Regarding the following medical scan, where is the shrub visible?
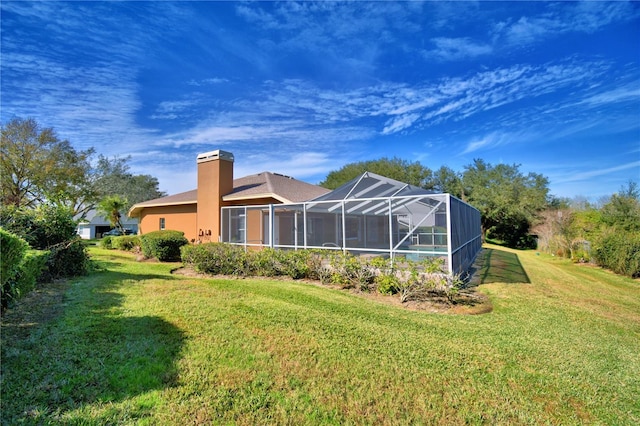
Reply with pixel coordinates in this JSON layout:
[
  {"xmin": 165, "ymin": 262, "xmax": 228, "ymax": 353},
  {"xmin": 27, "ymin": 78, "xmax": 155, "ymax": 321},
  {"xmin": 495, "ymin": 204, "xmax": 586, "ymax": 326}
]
[
  {"xmin": 326, "ymin": 252, "xmax": 376, "ymax": 291},
  {"xmin": 112, "ymin": 235, "xmax": 141, "ymax": 251},
  {"xmin": 0, "ymin": 206, "xmax": 42, "ymax": 247},
  {"xmin": 249, "ymin": 248, "xmax": 286, "ymax": 277},
  {"xmin": 181, "ymin": 243, "xmax": 248, "ymax": 275},
  {"xmin": 141, "ymin": 230, "xmax": 188, "ymax": 262},
  {"xmin": 593, "ymin": 231, "xmax": 640, "ymax": 278},
  {"xmin": 281, "ymin": 250, "xmax": 312, "ymax": 280},
  {"xmin": 0, "ymin": 205, "xmax": 89, "ymax": 279},
  {"xmin": 5, "ymin": 250, "xmax": 49, "ymax": 307},
  {"xmin": 1, "ymin": 228, "xmax": 28, "ymax": 287},
  {"xmin": 46, "ymin": 239, "xmax": 89, "ymax": 279},
  {"xmin": 376, "ymin": 274, "xmax": 399, "ymax": 295},
  {"xmin": 0, "ymin": 204, "xmax": 77, "ymax": 249},
  {"xmin": 1, "ymin": 228, "xmax": 50, "ymax": 309},
  {"xmin": 1, "ymin": 228, "xmax": 28, "ymax": 308},
  {"xmin": 305, "ymin": 250, "xmax": 325, "ymax": 280},
  {"xmin": 101, "ymin": 236, "xmax": 113, "ymax": 249}
]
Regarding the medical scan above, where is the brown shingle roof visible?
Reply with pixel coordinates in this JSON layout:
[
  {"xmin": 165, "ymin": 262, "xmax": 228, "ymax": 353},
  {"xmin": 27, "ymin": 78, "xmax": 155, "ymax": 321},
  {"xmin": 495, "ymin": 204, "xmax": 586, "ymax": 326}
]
[
  {"xmin": 128, "ymin": 172, "xmax": 329, "ymax": 217},
  {"xmin": 224, "ymin": 172, "xmax": 329, "ymax": 203}
]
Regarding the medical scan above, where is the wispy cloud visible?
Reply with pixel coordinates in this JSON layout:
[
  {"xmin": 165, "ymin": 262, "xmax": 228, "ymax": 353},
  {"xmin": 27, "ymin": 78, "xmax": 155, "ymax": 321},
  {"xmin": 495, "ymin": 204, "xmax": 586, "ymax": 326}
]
[
  {"xmin": 554, "ymin": 161, "xmax": 640, "ymax": 184},
  {"xmin": 580, "ymin": 85, "xmax": 640, "ymax": 107},
  {"xmin": 187, "ymin": 78, "xmax": 229, "ymax": 86},
  {"xmin": 494, "ymin": 1, "xmax": 638, "ymax": 45},
  {"xmin": 462, "ymin": 131, "xmax": 514, "ymax": 155},
  {"xmin": 423, "ymin": 37, "xmax": 492, "ymax": 62},
  {"xmin": 150, "ymin": 100, "xmax": 200, "ymax": 120}
]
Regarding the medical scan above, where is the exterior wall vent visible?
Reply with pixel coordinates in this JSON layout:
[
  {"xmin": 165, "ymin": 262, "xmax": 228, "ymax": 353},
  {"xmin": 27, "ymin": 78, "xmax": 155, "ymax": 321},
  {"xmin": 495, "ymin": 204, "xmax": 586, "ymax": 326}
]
[{"xmin": 197, "ymin": 150, "xmax": 234, "ymax": 163}]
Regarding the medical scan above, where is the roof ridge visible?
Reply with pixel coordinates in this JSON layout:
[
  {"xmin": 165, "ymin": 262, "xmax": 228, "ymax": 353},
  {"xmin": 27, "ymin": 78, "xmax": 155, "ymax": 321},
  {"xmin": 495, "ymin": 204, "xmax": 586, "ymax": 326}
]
[{"xmin": 264, "ymin": 171, "xmax": 275, "ymax": 193}]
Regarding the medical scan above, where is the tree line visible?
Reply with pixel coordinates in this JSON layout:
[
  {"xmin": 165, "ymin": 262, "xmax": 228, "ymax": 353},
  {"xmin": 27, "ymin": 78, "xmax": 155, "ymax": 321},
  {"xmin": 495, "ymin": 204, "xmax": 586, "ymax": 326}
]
[
  {"xmin": 2, "ymin": 117, "xmax": 638, "ymax": 278},
  {"xmin": 321, "ymin": 157, "xmax": 639, "ymax": 277},
  {"xmin": 1, "ymin": 117, "xmax": 165, "ymax": 218}
]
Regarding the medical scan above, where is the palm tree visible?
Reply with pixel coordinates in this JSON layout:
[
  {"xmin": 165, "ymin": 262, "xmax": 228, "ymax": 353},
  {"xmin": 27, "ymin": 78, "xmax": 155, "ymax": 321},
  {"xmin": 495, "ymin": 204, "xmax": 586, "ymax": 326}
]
[{"xmin": 97, "ymin": 195, "xmax": 127, "ymax": 232}]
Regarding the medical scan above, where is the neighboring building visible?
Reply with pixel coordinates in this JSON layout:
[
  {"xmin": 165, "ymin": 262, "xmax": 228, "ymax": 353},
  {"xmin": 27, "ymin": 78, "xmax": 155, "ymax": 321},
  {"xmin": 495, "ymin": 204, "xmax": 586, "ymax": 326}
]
[
  {"xmin": 76, "ymin": 210, "xmax": 138, "ymax": 240},
  {"xmin": 127, "ymin": 150, "xmax": 330, "ymax": 242}
]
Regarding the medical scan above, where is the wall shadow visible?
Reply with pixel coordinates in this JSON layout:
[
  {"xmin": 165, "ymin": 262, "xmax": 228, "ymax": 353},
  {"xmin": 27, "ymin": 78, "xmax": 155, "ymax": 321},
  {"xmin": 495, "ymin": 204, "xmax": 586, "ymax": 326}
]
[
  {"xmin": 1, "ymin": 267, "xmax": 185, "ymax": 423},
  {"xmin": 478, "ymin": 248, "xmax": 531, "ymax": 284}
]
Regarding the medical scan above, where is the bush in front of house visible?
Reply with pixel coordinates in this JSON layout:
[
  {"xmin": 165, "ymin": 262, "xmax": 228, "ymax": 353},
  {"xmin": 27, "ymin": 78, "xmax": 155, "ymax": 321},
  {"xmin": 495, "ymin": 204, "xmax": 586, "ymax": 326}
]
[
  {"xmin": 181, "ymin": 244, "xmax": 319, "ymax": 279},
  {"xmin": 181, "ymin": 242, "xmax": 248, "ymax": 275},
  {"xmin": 248, "ymin": 248, "xmax": 315, "ymax": 279},
  {"xmin": 101, "ymin": 236, "xmax": 113, "ymax": 249},
  {"xmin": 141, "ymin": 230, "xmax": 189, "ymax": 262},
  {"xmin": 112, "ymin": 235, "xmax": 141, "ymax": 252},
  {"xmin": 180, "ymin": 243, "xmax": 467, "ymax": 304}
]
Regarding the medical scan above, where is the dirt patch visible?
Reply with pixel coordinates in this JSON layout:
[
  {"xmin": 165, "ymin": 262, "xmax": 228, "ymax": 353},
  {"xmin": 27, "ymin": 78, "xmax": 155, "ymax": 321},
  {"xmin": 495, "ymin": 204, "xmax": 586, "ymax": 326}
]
[{"xmin": 172, "ymin": 266, "xmax": 493, "ymax": 315}]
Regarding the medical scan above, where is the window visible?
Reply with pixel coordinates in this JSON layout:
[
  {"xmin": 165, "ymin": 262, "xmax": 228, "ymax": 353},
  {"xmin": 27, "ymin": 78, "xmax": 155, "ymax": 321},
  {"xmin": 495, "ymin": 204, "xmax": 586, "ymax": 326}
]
[{"xmin": 159, "ymin": 217, "xmax": 165, "ymax": 230}]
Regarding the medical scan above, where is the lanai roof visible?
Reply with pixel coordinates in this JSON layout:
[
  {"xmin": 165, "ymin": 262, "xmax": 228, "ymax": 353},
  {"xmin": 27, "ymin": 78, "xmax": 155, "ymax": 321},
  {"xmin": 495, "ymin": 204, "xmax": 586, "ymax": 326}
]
[
  {"xmin": 311, "ymin": 172, "xmax": 434, "ymax": 202},
  {"xmin": 307, "ymin": 172, "xmax": 443, "ymax": 217}
]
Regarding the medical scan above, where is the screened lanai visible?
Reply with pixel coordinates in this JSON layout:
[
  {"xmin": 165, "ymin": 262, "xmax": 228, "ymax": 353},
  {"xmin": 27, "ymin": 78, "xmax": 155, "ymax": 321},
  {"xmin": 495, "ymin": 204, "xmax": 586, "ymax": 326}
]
[{"xmin": 221, "ymin": 172, "xmax": 482, "ymax": 274}]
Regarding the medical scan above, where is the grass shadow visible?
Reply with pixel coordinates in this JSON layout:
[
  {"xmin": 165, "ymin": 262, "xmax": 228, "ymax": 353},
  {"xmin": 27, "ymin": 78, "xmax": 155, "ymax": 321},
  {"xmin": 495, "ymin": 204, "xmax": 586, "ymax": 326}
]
[{"xmin": 477, "ymin": 248, "xmax": 530, "ymax": 284}]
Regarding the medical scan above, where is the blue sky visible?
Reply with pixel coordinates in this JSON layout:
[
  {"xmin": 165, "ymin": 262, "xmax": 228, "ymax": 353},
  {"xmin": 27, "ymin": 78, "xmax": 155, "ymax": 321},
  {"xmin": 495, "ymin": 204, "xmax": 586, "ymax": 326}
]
[{"xmin": 2, "ymin": 1, "xmax": 639, "ymax": 200}]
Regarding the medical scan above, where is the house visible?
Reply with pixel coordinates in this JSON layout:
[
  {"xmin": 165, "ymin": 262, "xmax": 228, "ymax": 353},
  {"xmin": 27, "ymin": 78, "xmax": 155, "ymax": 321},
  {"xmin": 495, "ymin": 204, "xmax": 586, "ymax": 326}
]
[
  {"xmin": 127, "ymin": 150, "xmax": 330, "ymax": 243},
  {"xmin": 129, "ymin": 149, "xmax": 482, "ymax": 274},
  {"xmin": 221, "ymin": 171, "xmax": 482, "ymax": 274},
  {"xmin": 76, "ymin": 210, "xmax": 139, "ymax": 239}
]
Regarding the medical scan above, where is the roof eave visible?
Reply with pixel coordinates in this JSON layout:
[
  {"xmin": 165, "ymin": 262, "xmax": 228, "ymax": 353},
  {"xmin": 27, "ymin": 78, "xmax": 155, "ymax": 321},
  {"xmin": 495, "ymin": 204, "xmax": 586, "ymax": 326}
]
[
  {"xmin": 127, "ymin": 200, "xmax": 196, "ymax": 218},
  {"xmin": 223, "ymin": 193, "xmax": 292, "ymax": 204}
]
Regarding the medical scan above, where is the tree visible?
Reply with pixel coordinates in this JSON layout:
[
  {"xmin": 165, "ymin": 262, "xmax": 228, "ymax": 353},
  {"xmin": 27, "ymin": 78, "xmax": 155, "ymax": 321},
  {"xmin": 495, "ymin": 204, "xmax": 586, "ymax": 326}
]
[
  {"xmin": 462, "ymin": 159, "xmax": 549, "ymax": 247},
  {"xmin": 97, "ymin": 195, "xmax": 128, "ymax": 232},
  {"xmin": 433, "ymin": 166, "xmax": 463, "ymax": 198},
  {"xmin": 1, "ymin": 117, "xmax": 95, "ymax": 210},
  {"xmin": 600, "ymin": 181, "xmax": 640, "ymax": 232},
  {"xmin": 320, "ymin": 157, "xmax": 434, "ymax": 190},
  {"xmin": 93, "ymin": 155, "xmax": 165, "ymax": 212},
  {"xmin": 1, "ymin": 118, "xmax": 166, "ymax": 217}
]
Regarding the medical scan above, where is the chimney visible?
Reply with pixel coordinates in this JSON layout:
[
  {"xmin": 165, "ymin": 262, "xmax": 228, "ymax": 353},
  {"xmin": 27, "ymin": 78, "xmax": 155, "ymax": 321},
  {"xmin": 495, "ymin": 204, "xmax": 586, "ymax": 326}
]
[{"xmin": 197, "ymin": 150, "xmax": 234, "ymax": 241}]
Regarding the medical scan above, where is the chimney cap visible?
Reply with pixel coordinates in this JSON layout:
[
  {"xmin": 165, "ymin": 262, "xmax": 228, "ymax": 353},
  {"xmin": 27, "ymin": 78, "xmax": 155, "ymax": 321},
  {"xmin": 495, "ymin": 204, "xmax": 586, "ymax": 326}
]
[{"xmin": 197, "ymin": 150, "xmax": 234, "ymax": 163}]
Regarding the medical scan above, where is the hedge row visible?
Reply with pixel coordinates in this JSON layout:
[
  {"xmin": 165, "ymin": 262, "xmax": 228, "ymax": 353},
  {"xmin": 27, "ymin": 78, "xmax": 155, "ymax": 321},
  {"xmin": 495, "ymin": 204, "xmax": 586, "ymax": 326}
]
[
  {"xmin": 593, "ymin": 232, "xmax": 640, "ymax": 278},
  {"xmin": 181, "ymin": 243, "xmax": 464, "ymax": 303},
  {"xmin": 180, "ymin": 244, "xmax": 318, "ymax": 279},
  {"xmin": 1, "ymin": 229, "xmax": 49, "ymax": 310}
]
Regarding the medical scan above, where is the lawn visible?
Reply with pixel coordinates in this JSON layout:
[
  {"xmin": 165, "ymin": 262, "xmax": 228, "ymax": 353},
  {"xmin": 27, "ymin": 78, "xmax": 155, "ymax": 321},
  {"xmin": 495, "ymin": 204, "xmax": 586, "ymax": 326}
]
[{"xmin": 1, "ymin": 244, "xmax": 639, "ymax": 425}]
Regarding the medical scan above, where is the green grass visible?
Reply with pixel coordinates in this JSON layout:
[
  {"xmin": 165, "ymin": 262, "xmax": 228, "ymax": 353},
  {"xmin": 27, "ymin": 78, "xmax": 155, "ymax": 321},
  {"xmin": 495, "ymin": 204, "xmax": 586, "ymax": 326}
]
[{"xmin": 2, "ymin": 245, "xmax": 639, "ymax": 425}]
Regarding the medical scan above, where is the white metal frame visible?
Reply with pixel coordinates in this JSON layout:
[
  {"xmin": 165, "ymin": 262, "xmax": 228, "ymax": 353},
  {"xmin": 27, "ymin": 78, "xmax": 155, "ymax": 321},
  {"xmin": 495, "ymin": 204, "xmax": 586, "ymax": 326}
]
[{"xmin": 221, "ymin": 192, "xmax": 481, "ymax": 274}]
